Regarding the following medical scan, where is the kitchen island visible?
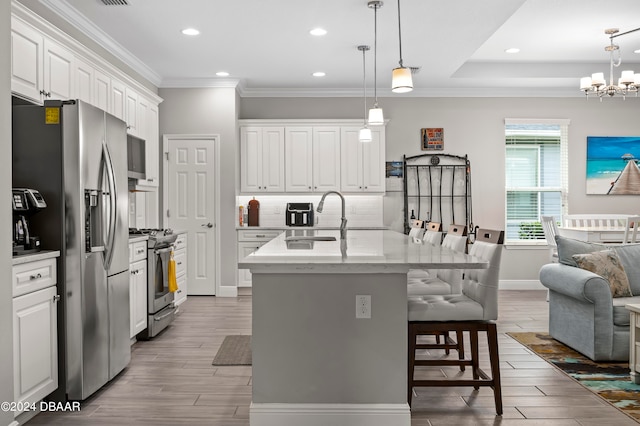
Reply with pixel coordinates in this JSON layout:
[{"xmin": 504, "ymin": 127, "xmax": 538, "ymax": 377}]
[{"xmin": 239, "ymin": 229, "xmax": 488, "ymax": 426}]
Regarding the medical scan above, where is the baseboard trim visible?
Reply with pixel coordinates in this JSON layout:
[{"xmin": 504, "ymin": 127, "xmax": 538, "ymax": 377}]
[
  {"xmin": 217, "ymin": 285, "xmax": 238, "ymax": 298},
  {"xmin": 499, "ymin": 279, "xmax": 545, "ymax": 290},
  {"xmin": 250, "ymin": 402, "xmax": 411, "ymax": 426}
]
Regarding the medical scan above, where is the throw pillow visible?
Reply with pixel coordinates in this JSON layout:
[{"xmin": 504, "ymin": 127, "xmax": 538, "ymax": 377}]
[
  {"xmin": 572, "ymin": 249, "xmax": 633, "ymax": 298},
  {"xmin": 555, "ymin": 235, "xmax": 606, "ymax": 267}
]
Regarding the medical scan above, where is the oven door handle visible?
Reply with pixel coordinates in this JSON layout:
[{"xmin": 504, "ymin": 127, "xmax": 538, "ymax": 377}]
[
  {"xmin": 154, "ymin": 307, "xmax": 175, "ymax": 321},
  {"xmin": 154, "ymin": 246, "xmax": 173, "ymax": 256}
]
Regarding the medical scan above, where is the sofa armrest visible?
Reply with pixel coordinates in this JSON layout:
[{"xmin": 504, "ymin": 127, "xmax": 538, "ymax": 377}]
[{"xmin": 539, "ymin": 263, "xmax": 613, "ymax": 305}]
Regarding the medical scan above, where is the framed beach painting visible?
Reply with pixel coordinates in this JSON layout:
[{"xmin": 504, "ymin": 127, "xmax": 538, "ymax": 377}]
[{"xmin": 586, "ymin": 136, "xmax": 640, "ymax": 195}]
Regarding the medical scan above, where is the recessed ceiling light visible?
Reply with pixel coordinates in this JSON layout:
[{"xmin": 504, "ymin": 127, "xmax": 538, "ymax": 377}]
[
  {"xmin": 635, "ymin": 49, "xmax": 640, "ymax": 54},
  {"xmin": 216, "ymin": 71, "xmax": 230, "ymax": 77},
  {"xmin": 181, "ymin": 28, "xmax": 200, "ymax": 36},
  {"xmin": 310, "ymin": 28, "xmax": 327, "ymax": 36},
  {"xmin": 312, "ymin": 72, "xmax": 326, "ymax": 77},
  {"xmin": 505, "ymin": 48, "xmax": 520, "ymax": 54}
]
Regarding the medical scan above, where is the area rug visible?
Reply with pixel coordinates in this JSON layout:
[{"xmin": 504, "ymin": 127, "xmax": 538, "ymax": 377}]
[
  {"xmin": 508, "ymin": 332, "xmax": 640, "ymax": 421},
  {"xmin": 212, "ymin": 335, "xmax": 252, "ymax": 366}
]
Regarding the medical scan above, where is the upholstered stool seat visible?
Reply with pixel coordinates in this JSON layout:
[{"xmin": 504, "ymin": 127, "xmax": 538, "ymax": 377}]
[{"xmin": 408, "ymin": 228, "xmax": 504, "ymax": 416}]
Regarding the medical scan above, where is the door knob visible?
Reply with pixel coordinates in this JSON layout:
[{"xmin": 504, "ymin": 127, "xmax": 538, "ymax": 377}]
[{"xmin": 202, "ymin": 222, "xmax": 213, "ymax": 228}]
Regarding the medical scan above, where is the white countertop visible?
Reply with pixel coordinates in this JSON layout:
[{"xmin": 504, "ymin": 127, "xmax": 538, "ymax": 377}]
[
  {"xmin": 128, "ymin": 235, "xmax": 149, "ymax": 244},
  {"xmin": 238, "ymin": 229, "xmax": 487, "ymax": 273},
  {"xmin": 236, "ymin": 226, "xmax": 387, "ymax": 231},
  {"xmin": 12, "ymin": 250, "xmax": 60, "ymax": 265}
]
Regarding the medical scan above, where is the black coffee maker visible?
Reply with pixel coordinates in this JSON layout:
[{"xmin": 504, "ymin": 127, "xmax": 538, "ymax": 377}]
[{"xmin": 12, "ymin": 188, "xmax": 47, "ymax": 255}]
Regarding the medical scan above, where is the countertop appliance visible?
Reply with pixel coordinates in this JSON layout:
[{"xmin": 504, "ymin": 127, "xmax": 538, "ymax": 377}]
[
  {"xmin": 12, "ymin": 188, "xmax": 47, "ymax": 255},
  {"xmin": 12, "ymin": 100, "xmax": 130, "ymax": 402},
  {"xmin": 129, "ymin": 228, "xmax": 178, "ymax": 338},
  {"xmin": 286, "ymin": 202, "xmax": 314, "ymax": 227}
]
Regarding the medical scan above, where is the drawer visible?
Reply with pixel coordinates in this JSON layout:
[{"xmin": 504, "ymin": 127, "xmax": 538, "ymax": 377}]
[
  {"xmin": 174, "ymin": 233, "xmax": 187, "ymax": 251},
  {"xmin": 131, "ymin": 241, "xmax": 147, "ymax": 263},
  {"xmin": 13, "ymin": 257, "xmax": 57, "ymax": 297},
  {"xmin": 174, "ymin": 249, "xmax": 186, "ymax": 277},
  {"xmin": 237, "ymin": 230, "xmax": 281, "ymax": 242}
]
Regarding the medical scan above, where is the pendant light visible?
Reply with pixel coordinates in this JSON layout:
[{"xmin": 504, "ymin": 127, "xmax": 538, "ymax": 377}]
[
  {"xmin": 391, "ymin": 0, "xmax": 413, "ymax": 93},
  {"xmin": 367, "ymin": 1, "xmax": 384, "ymax": 125},
  {"xmin": 357, "ymin": 45, "xmax": 372, "ymax": 142}
]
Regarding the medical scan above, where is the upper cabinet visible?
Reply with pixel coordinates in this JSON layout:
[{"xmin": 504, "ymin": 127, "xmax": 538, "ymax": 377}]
[
  {"xmin": 340, "ymin": 126, "xmax": 385, "ymax": 193},
  {"xmin": 10, "ymin": 11, "xmax": 162, "ymax": 193},
  {"xmin": 284, "ymin": 127, "xmax": 341, "ymax": 192},
  {"xmin": 240, "ymin": 127, "xmax": 286, "ymax": 193},
  {"xmin": 240, "ymin": 120, "xmax": 384, "ymax": 194}
]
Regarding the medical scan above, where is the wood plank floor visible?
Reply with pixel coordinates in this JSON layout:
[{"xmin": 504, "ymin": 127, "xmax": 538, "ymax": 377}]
[{"xmin": 29, "ymin": 290, "xmax": 638, "ymax": 425}]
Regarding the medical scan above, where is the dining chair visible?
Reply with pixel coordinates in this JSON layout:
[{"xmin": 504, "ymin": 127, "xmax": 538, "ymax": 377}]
[
  {"xmin": 623, "ymin": 216, "xmax": 640, "ymax": 244},
  {"xmin": 407, "ymin": 228, "xmax": 504, "ymax": 415},
  {"xmin": 541, "ymin": 215, "xmax": 559, "ymax": 262}
]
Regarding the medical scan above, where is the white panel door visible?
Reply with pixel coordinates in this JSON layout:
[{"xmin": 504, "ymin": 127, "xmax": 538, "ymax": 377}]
[
  {"xmin": 261, "ymin": 127, "xmax": 285, "ymax": 192},
  {"xmin": 362, "ymin": 128, "xmax": 385, "ymax": 192},
  {"xmin": 94, "ymin": 69, "xmax": 111, "ymax": 113},
  {"xmin": 111, "ymin": 79, "xmax": 126, "ymax": 121},
  {"xmin": 125, "ymin": 87, "xmax": 138, "ymax": 135},
  {"xmin": 13, "ymin": 286, "xmax": 58, "ymax": 415},
  {"xmin": 74, "ymin": 57, "xmax": 94, "ymax": 105},
  {"xmin": 167, "ymin": 137, "xmax": 217, "ymax": 295},
  {"xmin": 285, "ymin": 127, "xmax": 313, "ymax": 192},
  {"xmin": 313, "ymin": 127, "xmax": 341, "ymax": 192},
  {"xmin": 240, "ymin": 127, "xmax": 262, "ymax": 192},
  {"xmin": 10, "ymin": 18, "xmax": 44, "ymax": 102},
  {"xmin": 43, "ymin": 39, "xmax": 73, "ymax": 101},
  {"xmin": 340, "ymin": 127, "xmax": 364, "ymax": 192}
]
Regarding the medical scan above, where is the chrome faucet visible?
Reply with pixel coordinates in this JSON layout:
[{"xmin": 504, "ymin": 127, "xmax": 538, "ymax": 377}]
[{"xmin": 317, "ymin": 191, "xmax": 347, "ymax": 240}]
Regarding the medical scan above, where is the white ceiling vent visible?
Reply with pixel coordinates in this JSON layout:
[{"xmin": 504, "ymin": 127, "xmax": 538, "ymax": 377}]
[{"xmin": 100, "ymin": 0, "xmax": 129, "ymax": 5}]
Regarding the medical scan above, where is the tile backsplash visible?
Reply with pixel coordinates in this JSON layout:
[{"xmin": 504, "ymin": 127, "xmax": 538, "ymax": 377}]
[{"xmin": 237, "ymin": 194, "xmax": 383, "ymax": 228}]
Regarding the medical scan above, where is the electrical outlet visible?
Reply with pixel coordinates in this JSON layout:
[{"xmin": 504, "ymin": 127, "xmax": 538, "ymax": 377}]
[{"xmin": 356, "ymin": 295, "xmax": 371, "ymax": 319}]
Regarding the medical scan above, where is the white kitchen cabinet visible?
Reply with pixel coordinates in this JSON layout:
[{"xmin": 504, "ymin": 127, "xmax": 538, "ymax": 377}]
[
  {"xmin": 110, "ymin": 78, "xmax": 126, "ymax": 121},
  {"xmin": 284, "ymin": 126, "xmax": 341, "ymax": 192},
  {"xmin": 129, "ymin": 241, "xmax": 147, "ymax": 339},
  {"xmin": 237, "ymin": 229, "xmax": 281, "ymax": 286},
  {"xmin": 43, "ymin": 39, "xmax": 73, "ymax": 101},
  {"xmin": 74, "ymin": 57, "xmax": 94, "ymax": 105},
  {"xmin": 10, "ymin": 17, "xmax": 44, "ymax": 102},
  {"xmin": 240, "ymin": 127, "xmax": 285, "ymax": 193},
  {"xmin": 173, "ymin": 233, "xmax": 187, "ymax": 306},
  {"xmin": 340, "ymin": 126, "xmax": 385, "ymax": 193},
  {"xmin": 12, "ymin": 254, "xmax": 59, "ymax": 418},
  {"xmin": 125, "ymin": 87, "xmax": 139, "ymax": 136},
  {"xmin": 133, "ymin": 97, "xmax": 159, "ymax": 188},
  {"xmin": 93, "ymin": 68, "xmax": 111, "ymax": 113}
]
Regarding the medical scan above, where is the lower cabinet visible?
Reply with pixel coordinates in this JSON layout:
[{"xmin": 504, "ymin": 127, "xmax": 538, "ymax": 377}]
[
  {"xmin": 129, "ymin": 240, "xmax": 148, "ymax": 339},
  {"xmin": 174, "ymin": 233, "xmax": 187, "ymax": 307},
  {"xmin": 13, "ymin": 285, "xmax": 58, "ymax": 417},
  {"xmin": 237, "ymin": 229, "xmax": 281, "ymax": 287}
]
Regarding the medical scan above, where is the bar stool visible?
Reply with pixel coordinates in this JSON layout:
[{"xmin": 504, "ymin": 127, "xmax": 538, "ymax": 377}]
[{"xmin": 407, "ymin": 228, "xmax": 504, "ymax": 415}]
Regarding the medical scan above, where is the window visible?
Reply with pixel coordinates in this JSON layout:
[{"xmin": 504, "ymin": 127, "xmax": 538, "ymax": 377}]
[{"xmin": 505, "ymin": 119, "xmax": 569, "ymax": 243}]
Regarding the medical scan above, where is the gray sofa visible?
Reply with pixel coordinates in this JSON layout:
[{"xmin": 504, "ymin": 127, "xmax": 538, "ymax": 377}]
[{"xmin": 539, "ymin": 236, "xmax": 640, "ymax": 361}]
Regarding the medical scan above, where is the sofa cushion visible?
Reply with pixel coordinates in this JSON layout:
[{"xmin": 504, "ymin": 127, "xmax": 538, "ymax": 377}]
[
  {"xmin": 612, "ymin": 296, "xmax": 640, "ymax": 326},
  {"xmin": 611, "ymin": 243, "xmax": 640, "ymax": 296},
  {"xmin": 555, "ymin": 235, "xmax": 605, "ymax": 267},
  {"xmin": 572, "ymin": 250, "xmax": 632, "ymax": 297}
]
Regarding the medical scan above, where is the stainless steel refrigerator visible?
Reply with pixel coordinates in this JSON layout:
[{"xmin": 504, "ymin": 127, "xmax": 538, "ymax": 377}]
[{"xmin": 12, "ymin": 99, "xmax": 130, "ymax": 401}]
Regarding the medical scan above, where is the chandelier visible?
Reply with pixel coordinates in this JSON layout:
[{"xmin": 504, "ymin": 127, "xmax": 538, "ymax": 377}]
[{"xmin": 580, "ymin": 27, "xmax": 640, "ymax": 100}]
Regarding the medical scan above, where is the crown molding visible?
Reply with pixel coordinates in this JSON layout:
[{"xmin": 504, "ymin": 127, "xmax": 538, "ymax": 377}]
[
  {"xmin": 160, "ymin": 78, "xmax": 241, "ymax": 89},
  {"xmin": 38, "ymin": 0, "xmax": 162, "ymax": 87}
]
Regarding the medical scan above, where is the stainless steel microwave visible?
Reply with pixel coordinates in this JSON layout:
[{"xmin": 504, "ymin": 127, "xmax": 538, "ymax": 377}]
[{"xmin": 127, "ymin": 134, "xmax": 146, "ymax": 179}]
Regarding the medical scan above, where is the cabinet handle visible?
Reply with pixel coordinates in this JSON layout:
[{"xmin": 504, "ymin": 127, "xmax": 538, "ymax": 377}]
[
  {"xmin": 53, "ymin": 295, "xmax": 60, "ymax": 303},
  {"xmin": 39, "ymin": 90, "xmax": 46, "ymax": 96},
  {"xmin": 30, "ymin": 273, "xmax": 42, "ymax": 280},
  {"xmin": 147, "ymin": 178, "xmax": 155, "ymax": 182},
  {"xmin": 136, "ymin": 248, "xmax": 145, "ymax": 254},
  {"xmin": 364, "ymin": 186, "xmax": 368, "ymax": 189},
  {"xmin": 256, "ymin": 234, "xmax": 266, "ymax": 238},
  {"xmin": 177, "ymin": 262, "xmax": 182, "ymax": 266}
]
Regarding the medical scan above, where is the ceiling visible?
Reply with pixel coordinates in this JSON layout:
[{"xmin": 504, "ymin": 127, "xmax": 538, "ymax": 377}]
[{"xmin": 33, "ymin": 0, "xmax": 640, "ymax": 97}]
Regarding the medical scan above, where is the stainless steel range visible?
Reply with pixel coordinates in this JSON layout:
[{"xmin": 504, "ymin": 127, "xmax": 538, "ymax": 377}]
[{"xmin": 130, "ymin": 228, "xmax": 178, "ymax": 338}]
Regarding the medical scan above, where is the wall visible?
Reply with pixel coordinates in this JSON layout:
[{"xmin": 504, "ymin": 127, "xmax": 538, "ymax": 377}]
[
  {"xmin": 1, "ymin": 2, "xmax": 14, "ymax": 425},
  {"xmin": 240, "ymin": 96, "xmax": 640, "ymax": 286},
  {"xmin": 158, "ymin": 87, "xmax": 238, "ymax": 296}
]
